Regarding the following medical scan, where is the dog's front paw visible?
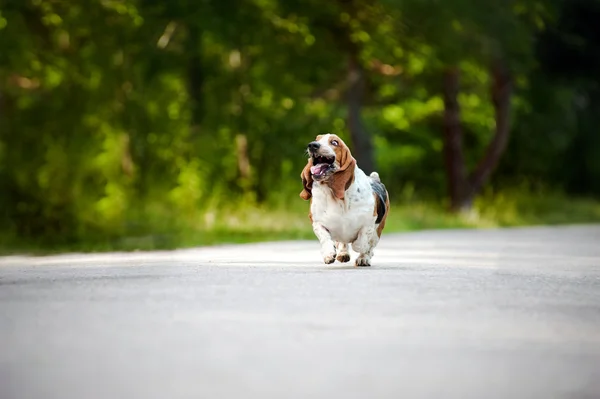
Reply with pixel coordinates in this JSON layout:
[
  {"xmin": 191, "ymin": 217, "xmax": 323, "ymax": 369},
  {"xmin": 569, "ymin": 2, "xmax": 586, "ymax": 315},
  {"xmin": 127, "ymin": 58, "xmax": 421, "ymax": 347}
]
[
  {"xmin": 355, "ymin": 254, "xmax": 371, "ymax": 267},
  {"xmin": 321, "ymin": 241, "xmax": 336, "ymax": 264},
  {"xmin": 323, "ymin": 252, "xmax": 336, "ymax": 264},
  {"xmin": 336, "ymin": 253, "xmax": 351, "ymax": 263}
]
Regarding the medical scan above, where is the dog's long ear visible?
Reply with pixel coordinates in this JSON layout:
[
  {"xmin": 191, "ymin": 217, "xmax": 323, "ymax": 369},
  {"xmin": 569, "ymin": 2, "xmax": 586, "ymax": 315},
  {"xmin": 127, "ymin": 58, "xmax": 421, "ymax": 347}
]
[
  {"xmin": 300, "ymin": 158, "xmax": 313, "ymax": 200},
  {"xmin": 330, "ymin": 143, "xmax": 356, "ymax": 200}
]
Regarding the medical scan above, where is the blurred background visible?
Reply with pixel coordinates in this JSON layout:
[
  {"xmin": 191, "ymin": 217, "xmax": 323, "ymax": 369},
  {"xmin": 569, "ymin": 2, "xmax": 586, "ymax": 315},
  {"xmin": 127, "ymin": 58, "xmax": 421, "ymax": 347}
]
[{"xmin": 1, "ymin": 0, "xmax": 599, "ymax": 253}]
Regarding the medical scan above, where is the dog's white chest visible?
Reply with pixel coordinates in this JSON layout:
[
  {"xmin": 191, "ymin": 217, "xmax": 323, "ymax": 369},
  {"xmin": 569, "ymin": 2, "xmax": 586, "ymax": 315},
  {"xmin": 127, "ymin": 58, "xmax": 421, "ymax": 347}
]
[{"xmin": 310, "ymin": 169, "xmax": 376, "ymax": 243}]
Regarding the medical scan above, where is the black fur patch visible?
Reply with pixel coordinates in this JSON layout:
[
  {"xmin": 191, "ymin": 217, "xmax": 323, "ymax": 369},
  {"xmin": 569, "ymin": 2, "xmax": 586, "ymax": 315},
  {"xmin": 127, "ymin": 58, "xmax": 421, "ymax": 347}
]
[{"xmin": 371, "ymin": 180, "xmax": 388, "ymax": 223}]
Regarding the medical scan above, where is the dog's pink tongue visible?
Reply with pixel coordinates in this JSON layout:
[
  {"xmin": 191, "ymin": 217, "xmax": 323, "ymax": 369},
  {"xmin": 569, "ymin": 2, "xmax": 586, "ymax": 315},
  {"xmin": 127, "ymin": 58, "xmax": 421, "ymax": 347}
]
[{"xmin": 310, "ymin": 164, "xmax": 323, "ymax": 175}]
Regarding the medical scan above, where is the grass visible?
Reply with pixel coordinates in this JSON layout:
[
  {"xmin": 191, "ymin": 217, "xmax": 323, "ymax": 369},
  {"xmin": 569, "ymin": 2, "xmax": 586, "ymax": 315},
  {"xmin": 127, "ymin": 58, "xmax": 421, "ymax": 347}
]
[{"xmin": 2, "ymin": 190, "xmax": 600, "ymax": 256}]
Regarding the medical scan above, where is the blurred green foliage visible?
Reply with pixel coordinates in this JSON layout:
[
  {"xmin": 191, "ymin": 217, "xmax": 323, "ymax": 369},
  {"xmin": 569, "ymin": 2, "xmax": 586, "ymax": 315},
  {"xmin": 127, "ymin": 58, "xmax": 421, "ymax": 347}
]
[{"xmin": 1, "ymin": 0, "xmax": 599, "ymax": 251}]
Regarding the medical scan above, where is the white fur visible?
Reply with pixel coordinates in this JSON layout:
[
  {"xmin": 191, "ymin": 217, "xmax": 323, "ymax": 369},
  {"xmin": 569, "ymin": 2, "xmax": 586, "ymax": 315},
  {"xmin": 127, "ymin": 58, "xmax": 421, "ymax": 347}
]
[{"xmin": 310, "ymin": 134, "xmax": 381, "ymax": 266}]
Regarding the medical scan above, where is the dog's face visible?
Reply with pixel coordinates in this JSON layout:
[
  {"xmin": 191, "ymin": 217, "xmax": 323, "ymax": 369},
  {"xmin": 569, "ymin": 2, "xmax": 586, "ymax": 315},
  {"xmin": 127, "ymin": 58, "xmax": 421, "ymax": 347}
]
[
  {"xmin": 306, "ymin": 134, "xmax": 348, "ymax": 181},
  {"xmin": 300, "ymin": 134, "xmax": 356, "ymax": 200}
]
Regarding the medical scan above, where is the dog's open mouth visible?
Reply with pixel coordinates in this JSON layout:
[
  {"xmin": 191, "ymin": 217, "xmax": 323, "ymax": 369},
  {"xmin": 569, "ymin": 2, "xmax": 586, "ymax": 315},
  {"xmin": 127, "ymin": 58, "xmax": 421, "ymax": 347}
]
[{"xmin": 310, "ymin": 155, "xmax": 335, "ymax": 177}]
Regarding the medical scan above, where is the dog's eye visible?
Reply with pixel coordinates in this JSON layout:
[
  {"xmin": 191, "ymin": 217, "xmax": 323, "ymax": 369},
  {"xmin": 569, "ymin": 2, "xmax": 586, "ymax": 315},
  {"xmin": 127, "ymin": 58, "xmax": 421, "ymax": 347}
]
[{"xmin": 331, "ymin": 140, "xmax": 339, "ymax": 146}]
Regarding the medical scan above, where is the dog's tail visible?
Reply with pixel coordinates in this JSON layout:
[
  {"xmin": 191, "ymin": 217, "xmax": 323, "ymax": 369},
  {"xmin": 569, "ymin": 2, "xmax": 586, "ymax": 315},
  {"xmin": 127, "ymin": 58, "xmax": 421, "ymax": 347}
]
[{"xmin": 370, "ymin": 172, "xmax": 381, "ymax": 182}]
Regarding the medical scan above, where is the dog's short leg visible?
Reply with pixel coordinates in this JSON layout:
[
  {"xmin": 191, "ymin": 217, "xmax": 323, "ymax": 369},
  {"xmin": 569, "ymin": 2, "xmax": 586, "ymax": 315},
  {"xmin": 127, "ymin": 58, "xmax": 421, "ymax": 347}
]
[
  {"xmin": 355, "ymin": 249, "xmax": 374, "ymax": 267},
  {"xmin": 313, "ymin": 223, "xmax": 336, "ymax": 264},
  {"xmin": 352, "ymin": 226, "xmax": 378, "ymax": 267},
  {"xmin": 335, "ymin": 242, "xmax": 351, "ymax": 263}
]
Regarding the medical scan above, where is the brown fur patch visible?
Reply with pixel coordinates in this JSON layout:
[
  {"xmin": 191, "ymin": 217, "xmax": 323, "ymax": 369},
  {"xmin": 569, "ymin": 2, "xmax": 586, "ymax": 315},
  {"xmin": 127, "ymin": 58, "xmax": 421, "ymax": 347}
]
[
  {"xmin": 376, "ymin": 191, "xmax": 390, "ymax": 238},
  {"xmin": 373, "ymin": 194, "xmax": 379, "ymax": 218},
  {"xmin": 327, "ymin": 135, "xmax": 356, "ymax": 200},
  {"xmin": 300, "ymin": 158, "xmax": 313, "ymax": 200}
]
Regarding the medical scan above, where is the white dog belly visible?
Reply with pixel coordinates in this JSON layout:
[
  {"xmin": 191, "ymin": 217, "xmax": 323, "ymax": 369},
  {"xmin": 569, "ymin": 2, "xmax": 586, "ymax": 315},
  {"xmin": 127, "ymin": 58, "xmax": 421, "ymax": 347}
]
[
  {"xmin": 323, "ymin": 210, "xmax": 375, "ymax": 243},
  {"xmin": 311, "ymin": 184, "xmax": 375, "ymax": 243}
]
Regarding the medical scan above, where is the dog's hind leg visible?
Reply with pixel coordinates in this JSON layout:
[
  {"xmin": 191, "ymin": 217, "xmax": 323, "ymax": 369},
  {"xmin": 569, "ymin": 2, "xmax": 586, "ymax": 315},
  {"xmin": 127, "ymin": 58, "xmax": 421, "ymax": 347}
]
[
  {"xmin": 335, "ymin": 242, "xmax": 351, "ymax": 263},
  {"xmin": 352, "ymin": 226, "xmax": 379, "ymax": 267}
]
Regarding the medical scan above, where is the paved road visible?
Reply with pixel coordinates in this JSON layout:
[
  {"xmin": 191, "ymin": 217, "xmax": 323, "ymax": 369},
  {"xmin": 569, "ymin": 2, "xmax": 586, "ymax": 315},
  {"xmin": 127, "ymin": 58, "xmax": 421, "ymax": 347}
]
[{"xmin": 1, "ymin": 225, "xmax": 600, "ymax": 399}]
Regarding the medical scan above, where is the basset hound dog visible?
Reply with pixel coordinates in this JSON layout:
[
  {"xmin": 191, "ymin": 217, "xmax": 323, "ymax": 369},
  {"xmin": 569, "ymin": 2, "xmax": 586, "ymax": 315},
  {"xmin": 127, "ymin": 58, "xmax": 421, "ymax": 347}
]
[{"xmin": 300, "ymin": 133, "xmax": 390, "ymax": 266}]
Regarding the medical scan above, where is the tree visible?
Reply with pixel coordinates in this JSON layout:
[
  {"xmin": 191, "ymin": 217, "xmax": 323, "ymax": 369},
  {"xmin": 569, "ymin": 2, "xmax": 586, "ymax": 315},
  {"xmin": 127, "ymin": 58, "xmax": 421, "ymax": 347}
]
[
  {"xmin": 1, "ymin": 0, "xmax": 599, "ymax": 248},
  {"xmin": 382, "ymin": 0, "xmax": 545, "ymax": 211},
  {"xmin": 442, "ymin": 62, "xmax": 512, "ymax": 211}
]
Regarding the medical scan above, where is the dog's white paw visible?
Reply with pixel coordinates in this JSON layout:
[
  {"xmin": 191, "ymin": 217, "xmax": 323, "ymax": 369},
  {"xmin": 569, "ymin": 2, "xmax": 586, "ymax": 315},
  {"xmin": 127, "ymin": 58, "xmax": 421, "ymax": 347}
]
[
  {"xmin": 323, "ymin": 252, "xmax": 336, "ymax": 264},
  {"xmin": 321, "ymin": 241, "xmax": 336, "ymax": 264},
  {"xmin": 355, "ymin": 254, "xmax": 371, "ymax": 267}
]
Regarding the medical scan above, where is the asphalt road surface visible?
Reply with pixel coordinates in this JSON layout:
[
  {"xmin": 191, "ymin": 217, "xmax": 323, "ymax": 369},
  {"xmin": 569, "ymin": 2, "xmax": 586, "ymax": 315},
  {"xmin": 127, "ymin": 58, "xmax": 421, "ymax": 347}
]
[{"xmin": 1, "ymin": 225, "xmax": 600, "ymax": 399}]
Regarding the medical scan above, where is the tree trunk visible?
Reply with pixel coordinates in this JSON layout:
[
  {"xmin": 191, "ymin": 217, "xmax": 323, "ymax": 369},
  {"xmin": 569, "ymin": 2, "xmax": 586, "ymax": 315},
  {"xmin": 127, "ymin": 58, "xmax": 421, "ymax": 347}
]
[
  {"xmin": 347, "ymin": 53, "xmax": 375, "ymax": 174},
  {"xmin": 466, "ymin": 62, "xmax": 513, "ymax": 200},
  {"xmin": 235, "ymin": 134, "xmax": 251, "ymax": 180},
  {"xmin": 442, "ymin": 67, "xmax": 468, "ymax": 211},
  {"xmin": 442, "ymin": 62, "xmax": 512, "ymax": 212},
  {"xmin": 328, "ymin": 0, "xmax": 375, "ymax": 173}
]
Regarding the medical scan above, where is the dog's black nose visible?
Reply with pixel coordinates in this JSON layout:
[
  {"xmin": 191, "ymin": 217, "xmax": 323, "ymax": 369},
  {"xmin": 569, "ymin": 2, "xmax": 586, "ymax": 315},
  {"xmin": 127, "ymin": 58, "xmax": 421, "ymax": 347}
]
[{"xmin": 308, "ymin": 141, "xmax": 320, "ymax": 151}]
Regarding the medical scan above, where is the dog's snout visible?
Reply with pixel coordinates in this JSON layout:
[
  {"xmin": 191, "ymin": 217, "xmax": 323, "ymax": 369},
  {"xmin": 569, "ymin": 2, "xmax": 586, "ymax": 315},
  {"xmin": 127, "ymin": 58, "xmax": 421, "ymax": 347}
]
[{"xmin": 308, "ymin": 141, "xmax": 320, "ymax": 151}]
